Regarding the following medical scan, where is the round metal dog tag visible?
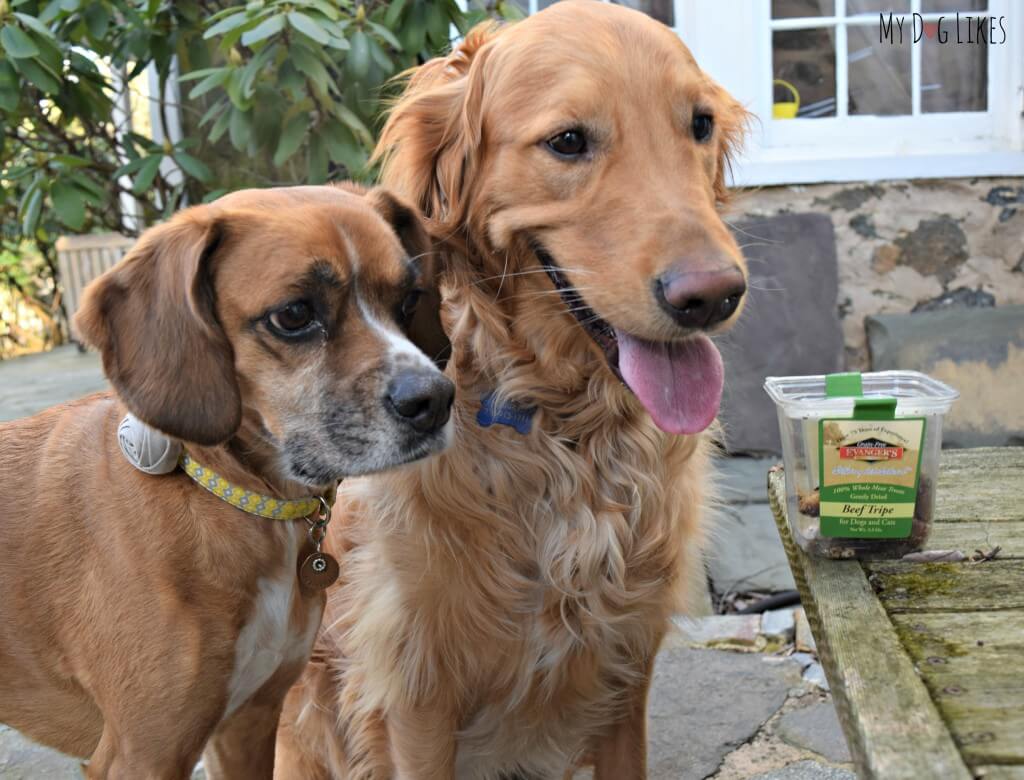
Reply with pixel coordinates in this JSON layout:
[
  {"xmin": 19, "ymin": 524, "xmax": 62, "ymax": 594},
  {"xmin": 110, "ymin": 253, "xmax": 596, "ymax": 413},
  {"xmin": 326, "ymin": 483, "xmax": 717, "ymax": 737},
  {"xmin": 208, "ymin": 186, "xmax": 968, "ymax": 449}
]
[{"xmin": 299, "ymin": 552, "xmax": 339, "ymax": 590}]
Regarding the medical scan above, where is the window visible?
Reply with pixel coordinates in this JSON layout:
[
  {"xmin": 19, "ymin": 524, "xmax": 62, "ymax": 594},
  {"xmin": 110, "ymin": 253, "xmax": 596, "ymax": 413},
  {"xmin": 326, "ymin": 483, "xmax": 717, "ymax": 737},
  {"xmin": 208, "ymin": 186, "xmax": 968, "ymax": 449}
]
[
  {"xmin": 702, "ymin": 0, "xmax": 1023, "ymax": 184},
  {"xmin": 512, "ymin": 0, "xmax": 1024, "ymax": 184}
]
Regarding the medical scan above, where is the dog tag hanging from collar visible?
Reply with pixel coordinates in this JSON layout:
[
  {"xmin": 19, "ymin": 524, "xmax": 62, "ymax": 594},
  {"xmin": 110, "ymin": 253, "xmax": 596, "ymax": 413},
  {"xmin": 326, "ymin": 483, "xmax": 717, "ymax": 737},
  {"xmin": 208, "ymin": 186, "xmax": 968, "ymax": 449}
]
[
  {"xmin": 299, "ymin": 499, "xmax": 339, "ymax": 590},
  {"xmin": 300, "ymin": 550, "xmax": 339, "ymax": 590}
]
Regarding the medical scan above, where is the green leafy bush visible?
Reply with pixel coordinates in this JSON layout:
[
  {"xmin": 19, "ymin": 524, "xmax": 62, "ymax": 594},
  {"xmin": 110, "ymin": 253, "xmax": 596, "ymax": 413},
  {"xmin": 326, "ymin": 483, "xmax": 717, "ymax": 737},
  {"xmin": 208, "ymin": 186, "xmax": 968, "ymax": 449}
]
[{"xmin": 0, "ymin": 0, "xmax": 520, "ymax": 351}]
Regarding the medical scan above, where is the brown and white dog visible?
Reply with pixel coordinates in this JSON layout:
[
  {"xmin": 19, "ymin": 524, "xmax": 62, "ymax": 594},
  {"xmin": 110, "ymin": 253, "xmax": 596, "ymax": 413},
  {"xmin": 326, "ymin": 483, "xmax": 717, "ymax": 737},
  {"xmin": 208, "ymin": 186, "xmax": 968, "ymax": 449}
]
[
  {"xmin": 0, "ymin": 185, "xmax": 452, "ymax": 778},
  {"xmin": 277, "ymin": 3, "xmax": 749, "ymax": 779}
]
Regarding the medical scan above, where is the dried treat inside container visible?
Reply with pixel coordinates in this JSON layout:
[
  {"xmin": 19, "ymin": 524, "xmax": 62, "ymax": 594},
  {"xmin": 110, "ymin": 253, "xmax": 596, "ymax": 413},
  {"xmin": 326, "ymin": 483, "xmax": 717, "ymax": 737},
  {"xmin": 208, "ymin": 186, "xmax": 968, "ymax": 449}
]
[
  {"xmin": 797, "ymin": 490, "xmax": 820, "ymax": 517},
  {"xmin": 801, "ymin": 476, "xmax": 934, "ymax": 560},
  {"xmin": 765, "ymin": 371, "xmax": 957, "ymax": 561}
]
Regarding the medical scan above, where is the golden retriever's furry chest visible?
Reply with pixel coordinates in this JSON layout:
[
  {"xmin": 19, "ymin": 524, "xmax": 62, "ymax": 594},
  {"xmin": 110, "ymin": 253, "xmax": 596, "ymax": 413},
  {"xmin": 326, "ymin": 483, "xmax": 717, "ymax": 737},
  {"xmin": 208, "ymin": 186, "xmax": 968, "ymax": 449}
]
[
  {"xmin": 452, "ymin": 591, "xmax": 642, "ymax": 778},
  {"xmin": 418, "ymin": 505, "xmax": 674, "ymax": 777},
  {"xmin": 332, "ymin": 420, "xmax": 707, "ymax": 778}
]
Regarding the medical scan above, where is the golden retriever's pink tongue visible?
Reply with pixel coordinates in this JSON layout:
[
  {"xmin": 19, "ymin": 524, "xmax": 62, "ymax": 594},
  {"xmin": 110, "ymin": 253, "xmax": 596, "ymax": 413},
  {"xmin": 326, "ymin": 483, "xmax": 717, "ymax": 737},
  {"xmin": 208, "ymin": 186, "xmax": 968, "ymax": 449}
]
[{"xmin": 616, "ymin": 331, "xmax": 723, "ymax": 435}]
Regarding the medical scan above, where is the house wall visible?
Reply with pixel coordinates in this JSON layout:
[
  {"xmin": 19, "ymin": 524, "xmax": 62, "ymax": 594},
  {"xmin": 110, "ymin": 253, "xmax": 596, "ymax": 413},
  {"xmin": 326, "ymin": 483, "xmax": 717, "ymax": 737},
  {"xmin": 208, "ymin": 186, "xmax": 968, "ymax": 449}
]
[{"xmin": 732, "ymin": 176, "xmax": 1024, "ymax": 369}]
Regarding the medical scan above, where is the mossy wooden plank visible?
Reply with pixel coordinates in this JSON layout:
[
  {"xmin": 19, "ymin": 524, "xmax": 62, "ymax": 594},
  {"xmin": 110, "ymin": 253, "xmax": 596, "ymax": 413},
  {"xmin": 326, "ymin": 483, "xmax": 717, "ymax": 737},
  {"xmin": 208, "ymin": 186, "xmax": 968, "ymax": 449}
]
[
  {"xmin": 891, "ymin": 611, "xmax": 1024, "ymax": 765},
  {"xmin": 867, "ymin": 560, "xmax": 1024, "ymax": 613},
  {"xmin": 767, "ymin": 452, "xmax": 1024, "ymax": 777},
  {"xmin": 975, "ymin": 766, "xmax": 1024, "ymax": 780},
  {"xmin": 935, "ymin": 448, "xmax": 1024, "ymax": 523},
  {"xmin": 768, "ymin": 470, "xmax": 971, "ymax": 780},
  {"xmin": 939, "ymin": 447, "xmax": 1024, "ymax": 472},
  {"xmin": 926, "ymin": 521, "xmax": 1024, "ymax": 559},
  {"xmin": 934, "ymin": 480, "xmax": 1023, "ymax": 523},
  {"xmin": 935, "ymin": 488, "xmax": 1024, "ymax": 523},
  {"xmin": 937, "ymin": 699, "xmax": 1024, "ymax": 766}
]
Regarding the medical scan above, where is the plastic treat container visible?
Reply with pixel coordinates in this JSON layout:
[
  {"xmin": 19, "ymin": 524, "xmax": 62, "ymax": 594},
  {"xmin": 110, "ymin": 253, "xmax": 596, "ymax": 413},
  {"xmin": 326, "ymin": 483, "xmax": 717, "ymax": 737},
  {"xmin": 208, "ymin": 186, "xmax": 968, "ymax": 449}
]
[{"xmin": 763, "ymin": 371, "xmax": 958, "ymax": 560}]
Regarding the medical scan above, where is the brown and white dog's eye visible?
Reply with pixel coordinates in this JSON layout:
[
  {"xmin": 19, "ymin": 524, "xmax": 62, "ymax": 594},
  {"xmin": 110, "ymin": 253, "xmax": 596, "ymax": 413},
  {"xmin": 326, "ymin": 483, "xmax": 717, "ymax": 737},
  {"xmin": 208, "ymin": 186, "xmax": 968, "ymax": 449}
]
[
  {"xmin": 268, "ymin": 301, "xmax": 317, "ymax": 337},
  {"xmin": 400, "ymin": 289, "xmax": 422, "ymax": 323},
  {"xmin": 546, "ymin": 129, "xmax": 588, "ymax": 158},
  {"xmin": 692, "ymin": 113, "xmax": 714, "ymax": 142}
]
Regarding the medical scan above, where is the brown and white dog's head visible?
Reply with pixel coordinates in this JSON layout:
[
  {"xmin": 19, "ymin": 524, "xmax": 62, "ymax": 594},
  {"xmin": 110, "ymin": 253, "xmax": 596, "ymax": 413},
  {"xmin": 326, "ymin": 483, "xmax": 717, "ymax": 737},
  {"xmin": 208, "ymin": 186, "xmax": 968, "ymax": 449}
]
[
  {"xmin": 376, "ymin": 0, "xmax": 750, "ymax": 435},
  {"xmin": 76, "ymin": 185, "xmax": 453, "ymax": 487}
]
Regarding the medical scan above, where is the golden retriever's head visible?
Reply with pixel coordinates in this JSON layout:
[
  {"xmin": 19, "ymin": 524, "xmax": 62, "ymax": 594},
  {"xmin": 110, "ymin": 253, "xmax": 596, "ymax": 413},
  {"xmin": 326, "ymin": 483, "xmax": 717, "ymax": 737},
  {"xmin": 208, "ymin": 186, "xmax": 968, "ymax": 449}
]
[
  {"xmin": 76, "ymin": 185, "xmax": 453, "ymax": 487},
  {"xmin": 376, "ymin": 1, "xmax": 750, "ymax": 435}
]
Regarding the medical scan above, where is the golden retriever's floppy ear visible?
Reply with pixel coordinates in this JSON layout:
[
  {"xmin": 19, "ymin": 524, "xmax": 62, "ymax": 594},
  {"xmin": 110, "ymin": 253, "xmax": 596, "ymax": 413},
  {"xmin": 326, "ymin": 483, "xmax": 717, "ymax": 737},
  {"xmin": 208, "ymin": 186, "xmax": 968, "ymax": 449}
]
[
  {"xmin": 372, "ymin": 22, "xmax": 501, "ymax": 232},
  {"xmin": 366, "ymin": 186, "xmax": 451, "ymax": 370},
  {"xmin": 75, "ymin": 207, "xmax": 241, "ymax": 445},
  {"xmin": 710, "ymin": 81, "xmax": 751, "ymax": 205}
]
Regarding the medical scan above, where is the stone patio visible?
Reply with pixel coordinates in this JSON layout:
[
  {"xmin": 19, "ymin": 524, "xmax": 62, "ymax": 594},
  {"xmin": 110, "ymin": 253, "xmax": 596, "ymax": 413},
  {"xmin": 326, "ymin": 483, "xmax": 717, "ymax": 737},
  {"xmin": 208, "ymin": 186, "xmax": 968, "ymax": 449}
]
[
  {"xmin": 707, "ymin": 478, "xmax": 796, "ymax": 595},
  {"xmin": 2, "ymin": 631, "xmax": 855, "ymax": 780},
  {"xmin": 0, "ymin": 348, "xmax": 851, "ymax": 778},
  {"xmin": 0, "ymin": 345, "xmax": 106, "ymax": 423}
]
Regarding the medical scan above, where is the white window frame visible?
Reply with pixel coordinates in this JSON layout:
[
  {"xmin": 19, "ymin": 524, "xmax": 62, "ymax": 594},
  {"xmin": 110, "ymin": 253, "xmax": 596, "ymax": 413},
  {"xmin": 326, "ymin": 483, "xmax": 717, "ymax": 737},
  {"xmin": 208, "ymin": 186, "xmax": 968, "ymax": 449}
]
[{"xmin": 674, "ymin": 0, "xmax": 1024, "ymax": 185}]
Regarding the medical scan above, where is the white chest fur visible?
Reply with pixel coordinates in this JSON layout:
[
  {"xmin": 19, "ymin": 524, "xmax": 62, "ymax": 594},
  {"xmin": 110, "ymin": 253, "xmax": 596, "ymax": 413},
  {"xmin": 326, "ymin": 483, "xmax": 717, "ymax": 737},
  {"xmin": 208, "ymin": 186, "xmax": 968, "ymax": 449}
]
[{"xmin": 223, "ymin": 525, "xmax": 319, "ymax": 719}]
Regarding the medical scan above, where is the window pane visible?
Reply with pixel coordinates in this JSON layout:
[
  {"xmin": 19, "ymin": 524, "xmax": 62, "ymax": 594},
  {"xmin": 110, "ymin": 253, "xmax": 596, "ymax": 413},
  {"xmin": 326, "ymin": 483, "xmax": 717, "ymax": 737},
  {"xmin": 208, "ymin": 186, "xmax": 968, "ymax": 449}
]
[
  {"xmin": 772, "ymin": 0, "xmax": 835, "ymax": 18},
  {"xmin": 847, "ymin": 1, "xmax": 909, "ymax": 13},
  {"xmin": 921, "ymin": 0, "xmax": 986, "ymax": 11},
  {"xmin": 611, "ymin": 0, "xmax": 674, "ymax": 26},
  {"xmin": 773, "ymin": 28, "xmax": 837, "ymax": 118},
  {"xmin": 921, "ymin": 17, "xmax": 988, "ymax": 112},
  {"xmin": 848, "ymin": 23, "xmax": 911, "ymax": 114}
]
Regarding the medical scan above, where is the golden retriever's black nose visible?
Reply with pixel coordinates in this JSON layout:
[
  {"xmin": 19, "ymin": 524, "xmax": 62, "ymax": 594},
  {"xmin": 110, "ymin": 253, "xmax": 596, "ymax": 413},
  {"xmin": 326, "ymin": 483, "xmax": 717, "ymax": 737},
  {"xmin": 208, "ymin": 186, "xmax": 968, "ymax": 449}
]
[
  {"xmin": 387, "ymin": 370, "xmax": 455, "ymax": 433},
  {"xmin": 655, "ymin": 266, "xmax": 746, "ymax": 329}
]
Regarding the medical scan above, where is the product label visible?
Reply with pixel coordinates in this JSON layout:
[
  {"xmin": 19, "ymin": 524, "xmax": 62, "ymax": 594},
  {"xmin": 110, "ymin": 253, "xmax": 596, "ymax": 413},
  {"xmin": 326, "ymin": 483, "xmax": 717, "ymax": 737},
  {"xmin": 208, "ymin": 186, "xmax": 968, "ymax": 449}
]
[{"xmin": 818, "ymin": 417, "xmax": 926, "ymax": 538}]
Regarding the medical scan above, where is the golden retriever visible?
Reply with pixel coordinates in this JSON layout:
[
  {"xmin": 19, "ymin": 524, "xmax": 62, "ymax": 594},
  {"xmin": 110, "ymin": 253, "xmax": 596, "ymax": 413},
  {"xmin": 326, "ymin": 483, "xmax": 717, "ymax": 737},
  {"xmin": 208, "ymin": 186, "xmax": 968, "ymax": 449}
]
[
  {"xmin": 277, "ymin": 3, "xmax": 748, "ymax": 778},
  {"xmin": 0, "ymin": 185, "xmax": 452, "ymax": 779}
]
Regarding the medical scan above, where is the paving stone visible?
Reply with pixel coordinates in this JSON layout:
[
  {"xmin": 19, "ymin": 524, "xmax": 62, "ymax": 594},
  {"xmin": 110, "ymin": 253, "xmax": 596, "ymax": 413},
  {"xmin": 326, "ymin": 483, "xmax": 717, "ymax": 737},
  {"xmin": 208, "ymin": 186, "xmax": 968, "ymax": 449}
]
[
  {"xmin": 717, "ymin": 456, "xmax": 778, "ymax": 504},
  {"xmin": 0, "ymin": 725, "xmax": 205, "ymax": 778},
  {"xmin": 776, "ymin": 702, "xmax": 852, "ymax": 763},
  {"xmin": 719, "ymin": 213, "xmax": 844, "ymax": 455},
  {"xmin": 794, "ymin": 608, "xmax": 817, "ymax": 653},
  {"xmin": 803, "ymin": 662, "xmax": 830, "ymax": 692},
  {"xmin": 751, "ymin": 760, "xmax": 856, "ymax": 780},
  {"xmin": 674, "ymin": 615, "xmax": 764, "ymax": 650},
  {"xmin": 761, "ymin": 608, "xmax": 796, "ymax": 643},
  {"xmin": 0, "ymin": 345, "xmax": 107, "ymax": 422},
  {"xmin": 865, "ymin": 305, "xmax": 1024, "ymax": 447},
  {"xmin": 0, "ymin": 726, "xmax": 82, "ymax": 779},
  {"xmin": 648, "ymin": 647, "xmax": 802, "ymax": 780},
  {"xmin": 790, "ymin": 652, "xmax": 817, "ymax": 670},
  {"xmin": 707, "ymin": 504, "xmax": 796, "ymax": 594}
]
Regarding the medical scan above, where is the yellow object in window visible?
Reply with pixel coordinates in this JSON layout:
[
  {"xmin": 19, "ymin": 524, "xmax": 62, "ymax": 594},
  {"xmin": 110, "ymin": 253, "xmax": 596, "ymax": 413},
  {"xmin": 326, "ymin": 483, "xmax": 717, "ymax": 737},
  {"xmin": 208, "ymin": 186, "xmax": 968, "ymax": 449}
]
[{"xmin": 773, "ymin": 79, "xmax": 800, "ymax": 119}]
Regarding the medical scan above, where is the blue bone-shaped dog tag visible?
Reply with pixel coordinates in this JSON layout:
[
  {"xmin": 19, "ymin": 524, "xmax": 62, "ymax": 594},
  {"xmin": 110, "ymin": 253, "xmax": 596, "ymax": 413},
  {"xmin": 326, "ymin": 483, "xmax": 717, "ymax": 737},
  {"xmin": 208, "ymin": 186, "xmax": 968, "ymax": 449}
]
[{"xmin": 477, "ymin": 392, "xmax": 536, "ymax": 435}]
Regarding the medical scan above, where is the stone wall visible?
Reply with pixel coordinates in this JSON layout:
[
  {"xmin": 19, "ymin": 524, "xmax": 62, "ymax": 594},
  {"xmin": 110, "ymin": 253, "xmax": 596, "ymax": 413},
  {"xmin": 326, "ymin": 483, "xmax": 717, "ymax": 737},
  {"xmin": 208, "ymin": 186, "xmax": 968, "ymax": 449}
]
[{"xmin": 732, "ymin": 176, "xmax": 1024, "ymax": 370}]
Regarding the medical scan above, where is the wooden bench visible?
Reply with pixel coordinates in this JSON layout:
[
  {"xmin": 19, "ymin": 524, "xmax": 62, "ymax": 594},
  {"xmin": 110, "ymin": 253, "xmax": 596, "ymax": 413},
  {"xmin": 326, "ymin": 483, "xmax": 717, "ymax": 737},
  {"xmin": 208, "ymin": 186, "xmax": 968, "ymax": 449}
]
[
  {"xmin": 769, "ymin": 447, "xmax": 1024, "ymax": 780},
  {"xmin": 56, "ymin": 233, "xmax": 135, "ymax": 344}
]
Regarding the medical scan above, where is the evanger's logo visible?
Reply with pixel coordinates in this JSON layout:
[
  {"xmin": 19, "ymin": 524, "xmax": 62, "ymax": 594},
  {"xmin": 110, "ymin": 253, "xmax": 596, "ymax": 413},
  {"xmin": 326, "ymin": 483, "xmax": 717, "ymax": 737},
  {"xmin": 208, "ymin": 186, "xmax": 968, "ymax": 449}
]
[{"xmin": 839, "ymin": 438, "xmax": 905, "ymax": 462}]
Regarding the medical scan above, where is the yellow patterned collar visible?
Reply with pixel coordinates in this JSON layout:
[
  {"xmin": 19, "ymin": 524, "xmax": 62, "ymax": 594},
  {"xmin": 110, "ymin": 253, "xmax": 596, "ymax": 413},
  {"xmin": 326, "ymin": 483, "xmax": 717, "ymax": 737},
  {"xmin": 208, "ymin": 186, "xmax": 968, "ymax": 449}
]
[{"xmin": 180, "ymin": 453, "xmax": 325, "ymax": 521}]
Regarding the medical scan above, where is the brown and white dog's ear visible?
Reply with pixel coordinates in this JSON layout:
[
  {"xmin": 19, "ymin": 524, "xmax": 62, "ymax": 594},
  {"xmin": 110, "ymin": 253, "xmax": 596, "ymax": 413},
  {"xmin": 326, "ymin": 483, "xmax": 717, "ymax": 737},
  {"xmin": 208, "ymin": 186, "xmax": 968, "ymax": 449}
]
[
  {"xmin": 366, "ymin": 186, "xmax": 451, "ymax": 370},
  {"xmin": 75, "ymin": 207, "xmax": 241, "ymax": 445}
]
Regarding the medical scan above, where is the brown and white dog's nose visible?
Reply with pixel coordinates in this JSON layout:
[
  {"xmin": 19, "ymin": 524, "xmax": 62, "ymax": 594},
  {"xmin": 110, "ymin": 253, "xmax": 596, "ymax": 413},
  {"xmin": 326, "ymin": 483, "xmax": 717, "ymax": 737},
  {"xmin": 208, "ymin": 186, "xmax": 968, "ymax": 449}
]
[
  {"xmin": 655, "ymin": 264, "xmax": 746, "ymax": 329},
  {"xmin": 386, "ymin": 369, "xmax": 455, "ymax": 434}
]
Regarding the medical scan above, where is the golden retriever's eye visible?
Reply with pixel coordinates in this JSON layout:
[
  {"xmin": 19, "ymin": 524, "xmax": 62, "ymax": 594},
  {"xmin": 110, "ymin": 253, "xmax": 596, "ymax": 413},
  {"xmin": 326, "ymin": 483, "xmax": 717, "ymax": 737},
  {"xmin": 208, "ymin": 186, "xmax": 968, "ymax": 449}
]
[
  {"xmin": 546, "ymin": 129, "xmax": 588, "ymax": 158},
  {"xmin": 268, "ymin": 301, "xmax": 316, "ymax": 336},
  {"xmin": 400, "ymin": 289, "xmax": 422, "ymax": 322},
  {"xmin": 692, "ymin": 113, "xmax": 714, "ymax": 142}
]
